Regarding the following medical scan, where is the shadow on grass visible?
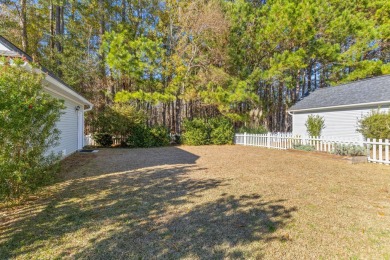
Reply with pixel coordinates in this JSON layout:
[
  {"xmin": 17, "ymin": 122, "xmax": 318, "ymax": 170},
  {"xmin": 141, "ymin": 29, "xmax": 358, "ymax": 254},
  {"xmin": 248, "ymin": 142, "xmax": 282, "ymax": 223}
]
[
  {"xmin": 61, "ymin": 146, "xmax": 202, "ymax": 180},
  {"xmin": 0, "ymin": 147, "xmax": 297, "ymax": 259}
]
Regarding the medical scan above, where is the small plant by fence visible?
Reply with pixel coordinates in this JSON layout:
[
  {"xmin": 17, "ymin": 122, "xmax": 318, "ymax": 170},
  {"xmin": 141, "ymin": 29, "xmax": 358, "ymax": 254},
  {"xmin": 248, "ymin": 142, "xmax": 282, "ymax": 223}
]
[{"xmin": 235, "ymin": 133, "xmax": 390, "ymax": 165}]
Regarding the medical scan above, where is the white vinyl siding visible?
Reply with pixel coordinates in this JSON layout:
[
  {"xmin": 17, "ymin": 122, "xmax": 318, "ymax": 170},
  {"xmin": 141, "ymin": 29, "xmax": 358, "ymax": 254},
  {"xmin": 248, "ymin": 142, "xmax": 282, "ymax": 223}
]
[
  {"xmin": 0, "ymin": 42, "xmax": 8, "ymax": 51},
  {"xmin": 292, "ymin": 106, "xmax": 389, "ymax": 140},
  {"xmin": 1, "ymin": 40, "xmax": 91, "ymax": 158},
  {"xmin": 48, "ymin": 91, "xmax": 84, "ymax": 156}
]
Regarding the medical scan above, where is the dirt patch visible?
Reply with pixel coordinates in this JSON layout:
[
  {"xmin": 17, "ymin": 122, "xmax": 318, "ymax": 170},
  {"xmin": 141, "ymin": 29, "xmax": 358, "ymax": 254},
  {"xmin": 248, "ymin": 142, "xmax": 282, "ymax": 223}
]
[
  {"xmin": 59, "ymin": 152, "xmax": 98, "ymax": 180},
  {"xmin": 0, "ymin": 145, "xmax": 389, "ymax": 259}
]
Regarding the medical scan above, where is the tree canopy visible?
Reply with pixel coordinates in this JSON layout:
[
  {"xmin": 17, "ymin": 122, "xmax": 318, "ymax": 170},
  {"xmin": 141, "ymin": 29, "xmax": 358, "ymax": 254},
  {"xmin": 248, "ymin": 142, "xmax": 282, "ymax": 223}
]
[{"xmin": 1, "ymin": 0, "xmax": 388, "ymax": 132}]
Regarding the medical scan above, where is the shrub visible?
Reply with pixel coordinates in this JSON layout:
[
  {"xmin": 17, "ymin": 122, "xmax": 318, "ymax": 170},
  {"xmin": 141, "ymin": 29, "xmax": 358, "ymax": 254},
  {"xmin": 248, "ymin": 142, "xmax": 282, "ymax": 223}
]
[
  {"xmin": 87, "ymin": 103, "xmax": 145, "ymax": 137},
  {"xmin": 126, "ymin": 125, "xmax": 170, "ymax": 148},
  {"xmin": 237, "ymin": 125, "xmax": 267, "ymax": 134},
  {"xmin": 305, "ymin": 115, "xmax": 325, "ymax": 137},
  {"xmin": 182, "ymin": 117, "xmax": 235, "ymax": 146},
  {"xmin": 332, "ymin": 144, "xmax": 366, "ymax": 156},
  {"xmin": 93, "ymin": 133, "xmax": 113, "ymax": 147},
  {"xmin": 126, "ymin": 124, "xmax": 152, "ymax": 148},
  {"xmin": 357, "ymin": 110, "xmax": 390, "ymax": 139},
  {"xmin": 150, "ymin": 126, "xmax": 170, "ymax": 147},
  {"xmin": 0, "ymin": 60, "xmax": 64, "ymax": 200},
  {"xmin": 170, "ymin": 133, "xmax": 181, "ymax": 145},
  {"xmin": 293, "ymin": 144, "xmax": 316, "ymax": 151},
  {"xmin": 209, "ymin": 117, "xmax": 234, "ymax": 145},
  {"xmin": 182, "ymin": 118, "xmax": 211, "ymax": 145}
]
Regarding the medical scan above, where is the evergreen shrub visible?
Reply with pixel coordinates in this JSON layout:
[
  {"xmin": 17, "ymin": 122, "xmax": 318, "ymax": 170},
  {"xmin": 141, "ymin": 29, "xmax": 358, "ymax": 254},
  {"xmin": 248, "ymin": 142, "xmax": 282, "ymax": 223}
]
[
  {"xmin": 126, "ymin": 125, "xmax": 170, "ymax": 148},
  {"xmin": 182, "ymin": 117, "xmax": 234, "ymax": 145},
  {"xmin": 182, "ymin": 118, "xmax": 211, "ymax": 146},
  {"xmin": 93, "ymin": 133, "xmax": 114, "ymax": 147},
  {"xmin": 209, "ymin": 117, "xmax": 234, "ymax": 145},
  {"xmin": 0, "ymin": 60, "xmax": 64, "ymax": 200},
  {"xmin": 237, "ymin": 125, "xmax": 267, "ymax": 134},
  {"xmin": 357, "ymin": 110, "xmax": 390, "ymax": 139}
]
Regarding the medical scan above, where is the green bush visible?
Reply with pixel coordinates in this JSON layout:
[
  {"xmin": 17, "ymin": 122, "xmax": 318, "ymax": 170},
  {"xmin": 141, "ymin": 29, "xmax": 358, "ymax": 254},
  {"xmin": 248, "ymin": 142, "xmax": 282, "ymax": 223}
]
[
  {"xmin": 87, "ymin": 103, "xmax": 145, "ymax": 137},
  {"xmin": 150, "ymin": 126, "xmax": 170, "ymax": 147},
  {"xmin": 170, "ymin": 133, "xmax": 181, "ymax": 145},
  {"xmin": 0, "ymin": 60, "xmax": 64, "ymax": 200},
  {"xmin": 209, "ymin": 117, "xmax": 234, "ymax": 145},
  {"xmin": 357, "ymin": 110, "xmax": 390, "ymax": 139},
  {"xmin": 126, "ymin": 125, "xmax": 170, "ymax": 148},
  {"xmin": 182, "ymin": 117, "xmax": 234, "ymax": 146},
  {"xmin": 182, "ymin": 118, "xmax": 211, "ymax": 146},
  {"xmin": 305, "ymin": 115, "xmax": 325, "ymax": 137},
  {"xmin": 293, "ymin": 144, "xmax": 316, "ymax": 151},
  {"xmin": 237, "ymin": 125, "xmax": 267, "ymax": 134},
  {"xmin": 126, "ymin": 124, "xmax": 152, "ymax": 148},
  {"xmin": 332, "ymin": 144, "xmax": 366, "ymax": 156},
  {"xmin": 93, "ymin": 133, "xmax": 113, "ymax": 147}
]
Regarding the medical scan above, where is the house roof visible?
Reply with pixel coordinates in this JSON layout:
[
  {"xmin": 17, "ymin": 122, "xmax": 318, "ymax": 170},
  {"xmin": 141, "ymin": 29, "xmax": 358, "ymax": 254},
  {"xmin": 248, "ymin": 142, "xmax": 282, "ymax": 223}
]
[
  {"xmin": 0, "ymin": 49, "xmax": 21, "ymax": 58},
  {"xmin": 0, "ymin": 35, "xmax": 92, "ymax": 107},
  {"xmin": 289, "ymin": 75, "xmax": 390, "ymax": 112}
]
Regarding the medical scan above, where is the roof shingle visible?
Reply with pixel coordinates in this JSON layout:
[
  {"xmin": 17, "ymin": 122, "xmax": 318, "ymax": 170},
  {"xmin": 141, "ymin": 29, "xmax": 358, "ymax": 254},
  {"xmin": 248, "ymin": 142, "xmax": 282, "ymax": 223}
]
[{"xmin": 289, "ymin": 75, "xmax": 390, "ymax": 111}]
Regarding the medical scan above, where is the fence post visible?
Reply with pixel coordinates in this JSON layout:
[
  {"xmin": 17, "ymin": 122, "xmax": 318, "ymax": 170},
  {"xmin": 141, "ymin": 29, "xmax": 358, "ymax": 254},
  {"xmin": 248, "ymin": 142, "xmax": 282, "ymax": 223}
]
[
  {"xmin": 244, "ymin": 132, "xmax": 247, "ymax": 146},
  {"xmin": 267, "ymin": 132, "xmax": 271, "ymax": 148},
  {"xmin": 366, "ymin": 138, "xmax": 370, "ymax": 161}
]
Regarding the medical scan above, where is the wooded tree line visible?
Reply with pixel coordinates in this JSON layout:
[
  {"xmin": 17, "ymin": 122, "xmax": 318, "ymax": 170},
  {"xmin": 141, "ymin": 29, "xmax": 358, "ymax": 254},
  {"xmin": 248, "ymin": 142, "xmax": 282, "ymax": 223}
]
[{"xmin": 1, "ymin": 0, "xmax": 389, "ymax": 133}]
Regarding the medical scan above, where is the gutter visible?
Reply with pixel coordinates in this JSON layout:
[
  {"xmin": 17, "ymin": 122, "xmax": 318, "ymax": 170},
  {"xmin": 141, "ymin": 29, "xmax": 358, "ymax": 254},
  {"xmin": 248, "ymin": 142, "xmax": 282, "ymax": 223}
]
[
  {"xmin": 45, "ymin": 75, "xmax": 93, "ymax": 107},
  {"xmin": 84, "ymin": 104, "xmax": 93, "ymax": 112},
  {"xmin": 289, "ymin": 100, "xmax": 390, "ymax": 113}
]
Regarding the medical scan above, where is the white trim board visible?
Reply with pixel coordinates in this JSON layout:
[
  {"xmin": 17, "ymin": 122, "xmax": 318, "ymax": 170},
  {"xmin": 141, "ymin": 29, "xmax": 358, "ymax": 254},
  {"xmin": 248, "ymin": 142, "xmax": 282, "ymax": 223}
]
[{"xmin": 289, "ymin": 100, "xmax": 390, "ymax": 113}]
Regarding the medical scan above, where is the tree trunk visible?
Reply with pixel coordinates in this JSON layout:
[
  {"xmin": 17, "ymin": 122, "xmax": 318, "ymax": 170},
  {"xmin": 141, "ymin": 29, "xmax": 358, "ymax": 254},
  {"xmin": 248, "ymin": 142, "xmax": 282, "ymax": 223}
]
[
  {"xmin": 162, "ymin": 103, "xmax": 166, "ymax": 126},
  {"xmin": 50, "ymin": 2, "xmax": 55, "ymax": 51},
  {"xmin": 121, "ymin": 0, "xmax": 126, "ymax": 23},
  {"xmin": 55, "ymin": 5, "xmax": 62, "ymax": 52},
  {"xmin": 20, "ymin": 0, "xmax": 28, "ymax": 52}
]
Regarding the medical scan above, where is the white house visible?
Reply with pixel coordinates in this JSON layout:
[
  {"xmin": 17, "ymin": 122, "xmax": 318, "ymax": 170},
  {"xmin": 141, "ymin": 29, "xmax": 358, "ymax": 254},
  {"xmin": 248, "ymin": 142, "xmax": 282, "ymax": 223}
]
[
  {"xmin": 0, "ymin": 35, "xmax": 93, "ymax": 157},
  {"xmin": 288, "ymin": 75, "xmax": 390, "ymax": 140}
]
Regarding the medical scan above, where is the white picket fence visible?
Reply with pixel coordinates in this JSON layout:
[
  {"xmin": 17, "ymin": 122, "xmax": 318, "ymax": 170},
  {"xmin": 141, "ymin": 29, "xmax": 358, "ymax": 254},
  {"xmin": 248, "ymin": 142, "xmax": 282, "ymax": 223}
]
[
  {"xmin": 367, "ymin": 138, "xmax": 390, "ymax": 164},
  {"xmin": 235, "ymin": 133, "xmax": 390, "ymax": 165},
  {"xmin": 84, "ymin": 134, "xmax": 125, "ymax": 146}
]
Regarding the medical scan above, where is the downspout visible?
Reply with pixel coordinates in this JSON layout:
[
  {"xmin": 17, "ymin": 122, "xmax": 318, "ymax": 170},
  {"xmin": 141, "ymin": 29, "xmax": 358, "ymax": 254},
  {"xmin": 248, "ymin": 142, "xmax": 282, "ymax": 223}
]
[
  {"xmin": 84, "ymin": 104, "xmax": 93, "ymax": 112},
  {"xmin": 82, "ymin": 104, "xmax": 93, "ymax": 148}
]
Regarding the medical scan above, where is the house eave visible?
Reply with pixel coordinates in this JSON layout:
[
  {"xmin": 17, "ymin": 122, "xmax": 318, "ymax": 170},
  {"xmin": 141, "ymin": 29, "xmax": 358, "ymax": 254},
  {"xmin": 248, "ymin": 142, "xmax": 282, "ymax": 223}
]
[
  {"xmin": 45, "ymin": 74, "xmax": 93, "ymax": 107},
  {"xmin": 289, "ymin": 100, "xmax": 390, "ymax": 113},
  {"xmin": 19, "ymin": 62, "xmax": 93, "ymax": 108}
]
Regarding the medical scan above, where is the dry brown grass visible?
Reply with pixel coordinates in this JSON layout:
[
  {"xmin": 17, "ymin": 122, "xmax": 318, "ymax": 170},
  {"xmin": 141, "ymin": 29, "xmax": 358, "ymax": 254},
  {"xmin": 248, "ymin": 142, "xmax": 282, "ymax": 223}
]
[{"xmin": 1, "ymin": 146, "xmax": 389, "ymax": 259}]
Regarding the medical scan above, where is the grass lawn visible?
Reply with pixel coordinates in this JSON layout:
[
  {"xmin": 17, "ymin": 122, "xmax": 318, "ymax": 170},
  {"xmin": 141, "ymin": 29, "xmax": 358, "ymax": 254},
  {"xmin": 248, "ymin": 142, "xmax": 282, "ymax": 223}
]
[{"xmin": 1, "ymin": 146, "xmax": 390, "ymax": 259}]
